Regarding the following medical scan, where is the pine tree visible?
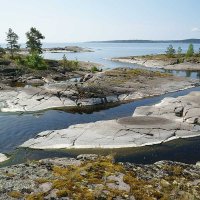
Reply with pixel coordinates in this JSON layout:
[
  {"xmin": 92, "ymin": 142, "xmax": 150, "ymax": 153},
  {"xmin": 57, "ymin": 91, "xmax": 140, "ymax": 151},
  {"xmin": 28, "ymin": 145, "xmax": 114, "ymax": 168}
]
[
  {"xmin": 6, "ymin": 28, "xmax": 20, "ymax": 59},
  {"xmin": 62, "ymin": 54, "xmax": 68, "ymax": 68},
  {"xmin": 186, "ymin": 44, "xmax": 194, "ymax": 57},
  {"xmin": 177, "ymin": 47, "xmax": 182, "ymax": 55},
  {"xmin": 166, "ymin": 44, "xmax": 175, "ymax": 57},
  {"xmin": 26, "ymin": 27, "xmax": 45, "ymax": 54}
]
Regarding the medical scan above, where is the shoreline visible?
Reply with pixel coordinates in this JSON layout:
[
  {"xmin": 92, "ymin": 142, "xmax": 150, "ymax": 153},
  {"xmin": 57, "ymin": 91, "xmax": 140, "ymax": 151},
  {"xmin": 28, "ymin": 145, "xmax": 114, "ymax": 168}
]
[
  {"xmin": 111, "ymin": 56, "xmax": 200, "ymax": 71},
  {"xmin": 20, "ymin": 133, "xmax": 200, "ymax": 150}
]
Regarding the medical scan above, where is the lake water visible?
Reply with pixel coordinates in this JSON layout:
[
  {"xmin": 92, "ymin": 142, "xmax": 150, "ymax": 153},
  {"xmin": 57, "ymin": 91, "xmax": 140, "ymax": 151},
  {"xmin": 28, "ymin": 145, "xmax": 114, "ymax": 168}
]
[
  {"xmin": 1, "ymin": 42, "xmax": 200, "ymax": 166},
  {"xmin": 43, "ymin": 42, "xmax": 200, "ymax": 79}
]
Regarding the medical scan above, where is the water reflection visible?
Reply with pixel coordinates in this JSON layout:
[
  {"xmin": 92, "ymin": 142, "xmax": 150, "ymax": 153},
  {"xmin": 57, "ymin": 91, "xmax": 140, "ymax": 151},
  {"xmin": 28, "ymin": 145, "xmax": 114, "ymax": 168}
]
[{"xmin": 164, "ymin": 69, "xmax": 200, "ymax": 79}]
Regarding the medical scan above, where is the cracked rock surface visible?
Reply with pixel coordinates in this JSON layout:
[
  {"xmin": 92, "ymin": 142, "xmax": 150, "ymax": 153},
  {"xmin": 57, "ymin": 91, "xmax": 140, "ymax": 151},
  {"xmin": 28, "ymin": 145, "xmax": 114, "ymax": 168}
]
[
  {"xmin": 0, "ymin": 68, "xmax": 198, "ymax": 112},
  {"xmin": 21, "ymin": 92, "xmax": 200, "ymax": 149}
]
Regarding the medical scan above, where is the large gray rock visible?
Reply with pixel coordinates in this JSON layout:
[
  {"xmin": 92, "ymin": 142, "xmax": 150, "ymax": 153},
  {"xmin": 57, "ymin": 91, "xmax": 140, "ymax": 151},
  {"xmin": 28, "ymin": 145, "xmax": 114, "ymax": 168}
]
[
  {"xmin": 133, "ymin": 91, "xmax": 200, "ymax": 125},
  {"xmin": 21, "ymin": 92, "xmax": 200, "ymax": 149}
]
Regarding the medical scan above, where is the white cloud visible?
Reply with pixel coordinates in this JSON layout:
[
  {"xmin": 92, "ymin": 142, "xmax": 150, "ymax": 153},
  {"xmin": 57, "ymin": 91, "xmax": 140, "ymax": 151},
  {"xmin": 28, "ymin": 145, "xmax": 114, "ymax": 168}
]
[{"xmin": 192, "ymin": 27, "xmax": 200, "ymax": 32}]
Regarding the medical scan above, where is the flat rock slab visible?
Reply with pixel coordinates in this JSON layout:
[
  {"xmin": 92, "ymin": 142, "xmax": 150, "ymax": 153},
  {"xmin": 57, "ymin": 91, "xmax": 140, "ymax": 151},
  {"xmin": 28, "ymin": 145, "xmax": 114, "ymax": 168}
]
[
  {"xmin": 112, "ymin": 57, "xmax": 200, "ymax": 71},
  {"xmin": 0, "ymin": 68, "xmax": 199, "ymax": 112},
  {"xmin": 21, "ymin": 92, "xmax": 200, "ymax": 149}
]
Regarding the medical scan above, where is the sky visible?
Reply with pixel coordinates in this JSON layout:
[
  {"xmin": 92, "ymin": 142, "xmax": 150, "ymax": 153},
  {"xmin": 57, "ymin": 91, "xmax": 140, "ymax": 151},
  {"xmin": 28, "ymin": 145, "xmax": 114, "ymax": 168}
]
[{"xmin": 0, "ymin": 0, "xmax": 199, "ymax": 43}]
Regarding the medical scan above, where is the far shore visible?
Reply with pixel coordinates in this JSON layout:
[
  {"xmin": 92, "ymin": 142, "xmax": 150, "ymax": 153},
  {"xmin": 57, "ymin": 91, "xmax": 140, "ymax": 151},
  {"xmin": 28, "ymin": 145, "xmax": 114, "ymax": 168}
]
[{"xmin": 111, "ymin": 54, "xmax": 200, "ymax": 71}]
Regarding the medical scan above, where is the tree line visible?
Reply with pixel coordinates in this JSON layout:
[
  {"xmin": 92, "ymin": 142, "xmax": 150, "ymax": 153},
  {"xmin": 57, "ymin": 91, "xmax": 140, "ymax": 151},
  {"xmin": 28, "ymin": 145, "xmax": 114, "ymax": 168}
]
[{"xmin": 166, "ymin": 44, "xmax": 199, "ymax": 58}]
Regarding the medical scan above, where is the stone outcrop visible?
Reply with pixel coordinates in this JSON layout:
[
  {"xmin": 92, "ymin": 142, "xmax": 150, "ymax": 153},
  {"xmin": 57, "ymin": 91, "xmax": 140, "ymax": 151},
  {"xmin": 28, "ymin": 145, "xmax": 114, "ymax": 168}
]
[
  {"xmin": 43, "ymin": 46, "xmax": 94, "ymax": 53},
  {"xmin": 112, "ymin": 56, "xmax": 200, "ymax": 71},
  {"xmin": 133, "ymin": 91, "xmax": 200, "ymax": 125},
  {"xmin": 21, "ymin": 92, "xmax": 200, "ymax": 149},
  {"xmin": 0, "ymin": 68, "xmax": 198, "ymax": 112}
]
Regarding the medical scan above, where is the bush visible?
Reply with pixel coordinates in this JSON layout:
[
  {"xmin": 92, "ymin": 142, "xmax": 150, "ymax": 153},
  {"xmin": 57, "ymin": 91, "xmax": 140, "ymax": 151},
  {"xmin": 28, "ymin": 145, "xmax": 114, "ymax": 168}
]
[
  {"xmin": 14, "ymin": 55, "xmax": 26, "ymax": 66},
  {"xmin": 25, "ymin": 53, "xmax": 47, "ymax": 70},
  {"xmin": 61, "ymin": 55, "xmax": 79, "ymax": 72},
  {"xmin": 91, "ymin": 66, "xmax": 100, "ymax": 73}
]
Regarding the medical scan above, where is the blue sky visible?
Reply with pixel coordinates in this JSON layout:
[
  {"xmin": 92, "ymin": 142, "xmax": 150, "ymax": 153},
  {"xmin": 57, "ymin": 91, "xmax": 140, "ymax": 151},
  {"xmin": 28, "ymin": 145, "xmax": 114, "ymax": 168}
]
[{"xmin": 0, "ymin": 0, "xmax": 199, "ymax": 42}]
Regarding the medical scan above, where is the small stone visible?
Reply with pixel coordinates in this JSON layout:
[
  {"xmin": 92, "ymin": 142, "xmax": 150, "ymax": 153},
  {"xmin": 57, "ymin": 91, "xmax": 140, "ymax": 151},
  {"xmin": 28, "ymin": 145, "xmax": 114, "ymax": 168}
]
[
  {"xmin": 80, "ymin": 170, "xmax": 87, "ymax": 176},
  {"xmin": 160, "ymin": 179, "xmax": 170, "ymax": 188},
  {"xmin": 39, "ymin": 182, "xmax": 52, "ymax": 193},
  {"xmin": 174, "ymin": 106, "xmax": 184, "ymax": 117}
]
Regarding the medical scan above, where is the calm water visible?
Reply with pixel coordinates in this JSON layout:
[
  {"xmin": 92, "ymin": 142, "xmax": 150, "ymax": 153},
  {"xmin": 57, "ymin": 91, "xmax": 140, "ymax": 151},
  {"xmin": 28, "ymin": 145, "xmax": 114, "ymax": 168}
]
[
  {"xmin": 43, "ymin": 42, "xmax": 200, "ymax": 79},
  {"xmin": 1, "ymin": 42, "xmax": 200, "ymax": 165}
]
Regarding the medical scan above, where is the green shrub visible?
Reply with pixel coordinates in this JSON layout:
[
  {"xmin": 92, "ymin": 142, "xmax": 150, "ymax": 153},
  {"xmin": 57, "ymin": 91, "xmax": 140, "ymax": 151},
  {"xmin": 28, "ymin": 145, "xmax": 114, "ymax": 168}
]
[
  {"xmin": 25, "ymin": 53, "xmax": 47, "ymax": 70},
  {"xmin": 61, "ymin": 55, "xmax": 79, "ymax": 72},
  {"xmin": 14, "ymin": 56, "xmax": 26, "ymax": 66},
  {"xmin": 91, "ymin": 66, "xmax": 99, "ymax": 73}
]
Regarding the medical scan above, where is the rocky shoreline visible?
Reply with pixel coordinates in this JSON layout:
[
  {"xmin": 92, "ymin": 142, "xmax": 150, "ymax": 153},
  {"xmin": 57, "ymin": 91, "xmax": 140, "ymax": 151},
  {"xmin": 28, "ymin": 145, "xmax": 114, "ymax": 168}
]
[
  {"xmin": 43, "ymin": 46, "xmax": 94, "ymax": 53},
  {"xmin": 19, "ymin": 46, "xmax": 94, "ymax": 54},
  {"xmin": 0, "ymin": 155, "xmax": 200, "ymax": 199},
  {"xmin": 112, "ymin": 56, "xmax": 200, "ymax": 71},
  {"xmin": 21, "ymin": 91, "xmax": 200, "ymax": 149}
]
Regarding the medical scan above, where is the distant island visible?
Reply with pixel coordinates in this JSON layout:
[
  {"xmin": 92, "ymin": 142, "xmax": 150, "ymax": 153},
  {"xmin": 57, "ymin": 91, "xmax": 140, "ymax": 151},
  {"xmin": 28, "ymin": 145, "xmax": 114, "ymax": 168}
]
[{"xmin": 91, "ymin": 39, "xmax": 200, "ymax": 43}]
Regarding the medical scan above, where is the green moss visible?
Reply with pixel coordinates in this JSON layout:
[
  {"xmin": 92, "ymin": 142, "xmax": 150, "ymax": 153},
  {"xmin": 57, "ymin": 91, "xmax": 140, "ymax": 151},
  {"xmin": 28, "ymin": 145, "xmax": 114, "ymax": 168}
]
[
  {"xmin": 26, "ymin": 193, "xmax": 44, "ymax": 200},
  {"xmin": 7, "ymin": 191, "xmax": 23, "ymax": 199}
]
